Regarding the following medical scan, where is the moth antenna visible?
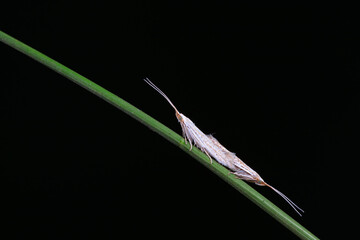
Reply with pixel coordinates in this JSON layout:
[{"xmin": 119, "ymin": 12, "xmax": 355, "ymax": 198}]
[
  {"xmin": 144, "ymin": 78, "xmax": 180, "ymax": 113},
  {"xmin": 265, "ymin": 183, "xmax": 304, "ymax": 216}
]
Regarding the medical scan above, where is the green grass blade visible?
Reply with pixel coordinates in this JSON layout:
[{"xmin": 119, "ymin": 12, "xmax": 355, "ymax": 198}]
[{"xmin": 0, "ymin": 30, "xmax": 318, "ymax": 240}]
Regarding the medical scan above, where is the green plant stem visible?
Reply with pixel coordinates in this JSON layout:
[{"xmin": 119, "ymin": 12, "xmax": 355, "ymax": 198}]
[{"xmin": 0, "ymin": 30, "xmax": 318, "ymax": 240}]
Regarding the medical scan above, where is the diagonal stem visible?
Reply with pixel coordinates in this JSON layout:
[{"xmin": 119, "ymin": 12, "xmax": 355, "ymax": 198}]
[{"xmin": 0, "ymin": 30, "xmax": 319, "ymax": 240}]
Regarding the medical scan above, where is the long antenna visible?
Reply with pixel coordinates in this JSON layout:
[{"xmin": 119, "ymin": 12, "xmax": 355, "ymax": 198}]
[{"xmin": 144, "ymin": 78, "xmax": 180, "ymax": 113}]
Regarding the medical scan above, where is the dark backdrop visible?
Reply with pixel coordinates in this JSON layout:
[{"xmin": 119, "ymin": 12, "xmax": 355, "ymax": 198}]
[{"xmin": 2, "ymin": 2, "xmax": 359, "ymax": 239}]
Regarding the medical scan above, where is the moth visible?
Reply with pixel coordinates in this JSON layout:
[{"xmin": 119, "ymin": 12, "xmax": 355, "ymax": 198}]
[{"xmin": 144, "ymin": 78, "xmax": 304, "ymax": 216}]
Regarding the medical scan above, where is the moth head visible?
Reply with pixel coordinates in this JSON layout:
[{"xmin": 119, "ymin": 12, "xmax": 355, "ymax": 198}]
[{"xmin": 176, "ymin": 112, "xmax": 183, "ymax": 122}]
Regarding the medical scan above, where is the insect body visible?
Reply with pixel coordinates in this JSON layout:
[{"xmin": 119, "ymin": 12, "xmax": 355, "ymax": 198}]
[{"xmin": 144, "ymin": 78, "xmax": 304, "ymax": 216}]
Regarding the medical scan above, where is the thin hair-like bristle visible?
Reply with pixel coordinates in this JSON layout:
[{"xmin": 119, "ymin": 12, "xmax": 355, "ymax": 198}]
[
  {"xmin": 266, "ymin": 183, "xmax": 304, "ymax": 216},
  {"xmin": 144, "ymin": 78, "xmax": 179, "ymax": 113}
]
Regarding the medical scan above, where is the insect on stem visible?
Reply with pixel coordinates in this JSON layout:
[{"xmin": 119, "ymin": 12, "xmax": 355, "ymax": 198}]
[{"xmin": 144, "ymin": 78, "xmax": 304, "ymax": 216}]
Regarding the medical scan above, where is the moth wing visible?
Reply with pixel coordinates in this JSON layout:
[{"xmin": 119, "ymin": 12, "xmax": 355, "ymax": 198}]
[
  {"xmin": 233, "ymin": 170, "xmax": 256, "ymax": 181},
  {"xmin": 207, "ymin": 134, "xmax": 235, "ymax": 155},
  {"xmin": 225, "ymin": 151, "xmax": 237, "ymax": 158}
]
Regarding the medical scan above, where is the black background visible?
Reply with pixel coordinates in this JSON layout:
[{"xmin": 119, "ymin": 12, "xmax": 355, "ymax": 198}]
[{"xmin": 2, "ymin": 2, "xmax": 359, "ymax": 239}]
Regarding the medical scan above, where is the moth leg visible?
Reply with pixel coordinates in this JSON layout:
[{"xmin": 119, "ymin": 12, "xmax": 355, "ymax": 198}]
[
  {"xmin": 183, "ymin": 136, "xmax": 193, "ymax": 151},
  {"xmin": 183, "ymin": 135, "xmax": 188, "ymax": 145},
  {"xmin": 188, "ymin": 138, "xmax": 193, "ymax": 151},
  {"xmin": 203, "ymin": 150, "xmax": 213, "ymax": 164},
  {"xmin": 182, "ymin": 130, "xmax": 193, "ymax": 151},
  {"xmin": 229, "ymin": 171, "xmax": 241, "ymax": 178}
]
